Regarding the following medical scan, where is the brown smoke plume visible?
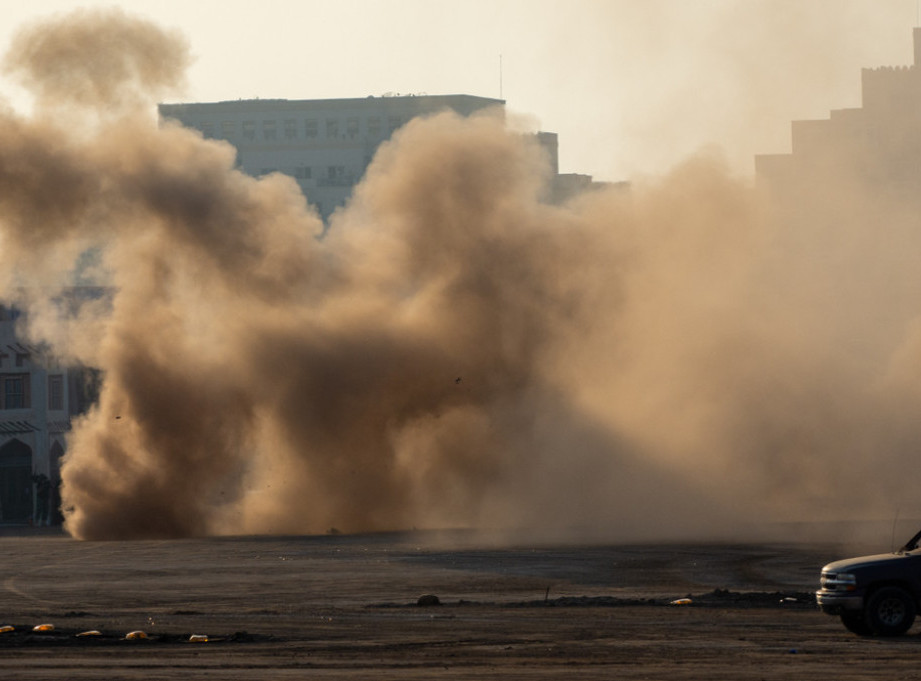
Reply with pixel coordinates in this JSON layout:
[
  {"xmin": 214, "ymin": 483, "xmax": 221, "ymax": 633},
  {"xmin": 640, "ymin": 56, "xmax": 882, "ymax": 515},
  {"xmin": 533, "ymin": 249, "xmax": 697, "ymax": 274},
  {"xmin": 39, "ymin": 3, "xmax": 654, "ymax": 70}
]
[{"xmin": 1, "ymin": 9, "xmax": 920, "ymax": 541}]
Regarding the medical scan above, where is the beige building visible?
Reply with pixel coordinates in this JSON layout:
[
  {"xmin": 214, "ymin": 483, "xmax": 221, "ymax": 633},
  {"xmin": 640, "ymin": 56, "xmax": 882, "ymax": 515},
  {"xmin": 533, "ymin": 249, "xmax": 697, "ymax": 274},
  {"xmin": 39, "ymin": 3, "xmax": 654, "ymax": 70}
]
[{"xmin": 756, "ymin": 27, "xmax": 921, "ymax": 202}]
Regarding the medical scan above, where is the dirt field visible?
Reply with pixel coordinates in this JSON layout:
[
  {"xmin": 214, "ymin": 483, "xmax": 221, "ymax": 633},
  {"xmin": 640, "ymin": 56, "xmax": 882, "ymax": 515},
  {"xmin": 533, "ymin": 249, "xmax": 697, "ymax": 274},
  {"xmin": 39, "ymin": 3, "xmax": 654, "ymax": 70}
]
[{"xmin": 0, "ymin": 528, "xmax": 917, "ymax": 680}]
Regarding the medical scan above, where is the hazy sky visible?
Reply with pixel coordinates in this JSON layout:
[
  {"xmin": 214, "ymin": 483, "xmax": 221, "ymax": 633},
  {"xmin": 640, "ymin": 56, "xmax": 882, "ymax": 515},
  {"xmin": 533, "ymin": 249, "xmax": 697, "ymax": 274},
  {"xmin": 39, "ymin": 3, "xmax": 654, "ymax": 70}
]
[{"xmin": 0, "ymin": 1, "xmax": 917, "ymax": 181}]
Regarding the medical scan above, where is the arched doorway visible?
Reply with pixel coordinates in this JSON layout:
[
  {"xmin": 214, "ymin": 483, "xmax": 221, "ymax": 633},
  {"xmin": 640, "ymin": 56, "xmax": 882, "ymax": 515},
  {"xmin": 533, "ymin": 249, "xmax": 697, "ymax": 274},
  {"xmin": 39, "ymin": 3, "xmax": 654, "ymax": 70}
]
[{"xmin": 0, "ymin": 439, "xmax": 32, "ymax": 523}]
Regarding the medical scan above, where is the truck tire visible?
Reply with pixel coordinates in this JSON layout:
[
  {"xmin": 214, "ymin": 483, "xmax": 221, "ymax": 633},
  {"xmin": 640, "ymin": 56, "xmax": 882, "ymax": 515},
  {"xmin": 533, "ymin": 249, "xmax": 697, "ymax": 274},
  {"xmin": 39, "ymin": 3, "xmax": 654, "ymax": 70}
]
[
  {"xmin": 865, "ymin": 586, "xmax": 916, "ymax": 636},
  {"xmin": 840, "ymin": 611, "xmax": 872, "ymax": 636}
]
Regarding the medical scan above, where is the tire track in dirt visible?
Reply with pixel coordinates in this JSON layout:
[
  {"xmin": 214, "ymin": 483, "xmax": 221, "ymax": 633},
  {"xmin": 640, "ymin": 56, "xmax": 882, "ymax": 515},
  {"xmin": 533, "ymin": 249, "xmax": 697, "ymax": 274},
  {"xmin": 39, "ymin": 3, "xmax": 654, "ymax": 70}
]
[{"xmin": 3, "ymin": 542, "xmax": 107, "ymax": 608}]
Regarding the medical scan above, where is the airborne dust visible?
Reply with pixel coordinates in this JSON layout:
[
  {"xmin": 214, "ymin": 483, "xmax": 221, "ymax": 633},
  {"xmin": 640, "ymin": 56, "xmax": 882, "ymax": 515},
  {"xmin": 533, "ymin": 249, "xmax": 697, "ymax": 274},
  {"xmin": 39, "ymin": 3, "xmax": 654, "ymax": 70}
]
[{"xmin": 0, "ymin": 9, "xmax": 919, "ymax": 541}]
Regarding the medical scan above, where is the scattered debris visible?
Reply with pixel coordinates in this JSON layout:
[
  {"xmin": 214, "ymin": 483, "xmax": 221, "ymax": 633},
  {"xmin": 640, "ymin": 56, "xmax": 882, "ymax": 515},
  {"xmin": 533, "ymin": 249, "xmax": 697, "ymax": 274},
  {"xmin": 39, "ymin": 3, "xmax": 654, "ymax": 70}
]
[
  {"xmin": 417, "ymin": 594, "xmax": 441, "ymax": 607},
  {"xmin": 0, "ymin": 626, "xmax": 273, "ymax": 647},
  {"xmin": 373, "ymin": 589, "xmax": 817, "ymax": 610}
]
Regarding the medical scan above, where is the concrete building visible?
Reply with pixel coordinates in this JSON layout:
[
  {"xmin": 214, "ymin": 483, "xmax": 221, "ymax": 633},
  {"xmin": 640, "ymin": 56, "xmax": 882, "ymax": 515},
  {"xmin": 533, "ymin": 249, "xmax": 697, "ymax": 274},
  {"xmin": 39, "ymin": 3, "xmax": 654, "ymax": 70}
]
[
  {"xmin": 0, "ymin": 295, "xmax": 101, "ymax": 526},
  {"xmin": 534, "ymin": 131, "xmax": 617, "ymax": 202},
  {"xmin": 159, "ymin": 94, "xmax": 611, "ymax": 218},
  {"xmin": 752, "ymin": 27, "xmax": 921, "ymax": 367},
  {"xmin": 756, "ymin": 27, "xmax": 921, "ymax": 202},
  {"xmin": 159, "ymin": 94, "xmax": 507, "ymax": 220}
]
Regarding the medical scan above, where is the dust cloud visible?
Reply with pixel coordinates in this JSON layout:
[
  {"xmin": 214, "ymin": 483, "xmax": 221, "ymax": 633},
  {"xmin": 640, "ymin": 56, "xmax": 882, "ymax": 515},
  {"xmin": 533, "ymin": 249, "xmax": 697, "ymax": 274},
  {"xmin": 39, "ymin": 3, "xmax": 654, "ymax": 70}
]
[{"xmin": 0, "ymin": 9, "xmax": 918, "ymax": 541}]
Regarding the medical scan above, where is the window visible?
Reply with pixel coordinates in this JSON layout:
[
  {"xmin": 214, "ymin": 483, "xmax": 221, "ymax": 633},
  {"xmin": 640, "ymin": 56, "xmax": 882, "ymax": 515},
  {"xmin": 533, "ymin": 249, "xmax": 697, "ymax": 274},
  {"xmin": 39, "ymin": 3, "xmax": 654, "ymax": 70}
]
[
  {"xmin": 326, "ymin": 118, "xmax": 339, "ymax": 138},
  {"xmin": 220, "ymin": 121, "xmax": 235, "ymax": 139},
  {"xmin": 294, "ymin": 166, "xmax": 312, "ymax": 179},
  {"xmin": 262, "ymin": 120, "xmax": 277, "ymax": 140},
  {"xmin": 200, "ymin": 122, "xmax": 214, "ymax": 137},
  {"xmin": 0, "ymin": 305, "xmax": 21, "ymax": 321},
  {"xmin": 320, "ymin": 165, "xmax": 349, "ymax": 186},
  {"xmin": 346, "ymin": 118, "xmax": 359, "ymax": 139},
  {"xmin": 305, "ymin": 119, "xmax": 318, "ymax": 138},
  {"xmin": 368, "ymin": 117, "xmax": 381, "ymax": 137},
  {"xmin": 242, "ymin": 120, "xmax": 256, "ymax": 140},
  {"xmin": 284, "ymin": 119, "xmax": 297, "ymax": 139},
  {"xmin": 48, "ymin": 375, "xmax": 63, "ymax": 411},
  {"xmin": 1, "ymin": 374, "xmax": 29, "ymax": 409},
  {"xmin": 388, "ymin": 116, "xmax": 403, "ymax": 133}
]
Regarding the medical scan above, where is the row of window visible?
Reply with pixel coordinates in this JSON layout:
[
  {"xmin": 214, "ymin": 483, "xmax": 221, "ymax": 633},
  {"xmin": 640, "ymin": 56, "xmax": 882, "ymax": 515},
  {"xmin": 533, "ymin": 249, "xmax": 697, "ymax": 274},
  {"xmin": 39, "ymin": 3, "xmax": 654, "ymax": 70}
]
[
  {"xmin": 199, "ymin": 116, "xmax": 406, "ymax": 142},
  {"xmin": 0, "ymin": 353, "xmax": 29, "ymax": 369},
  {"xmin": 258, "ymin": 165, "xmax": 357, "ymax": 187},
  {"xmin": 0, "ymin": 374, "xmax": 63, "ymax": 410}
]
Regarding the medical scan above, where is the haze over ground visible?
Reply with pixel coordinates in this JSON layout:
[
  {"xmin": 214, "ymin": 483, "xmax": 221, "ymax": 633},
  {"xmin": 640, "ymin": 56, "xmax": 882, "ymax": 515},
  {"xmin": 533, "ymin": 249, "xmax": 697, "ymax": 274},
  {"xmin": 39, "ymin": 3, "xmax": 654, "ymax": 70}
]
[{"xmin": 0, "ymin": 4, "xmax": 918, "ymax": 540}]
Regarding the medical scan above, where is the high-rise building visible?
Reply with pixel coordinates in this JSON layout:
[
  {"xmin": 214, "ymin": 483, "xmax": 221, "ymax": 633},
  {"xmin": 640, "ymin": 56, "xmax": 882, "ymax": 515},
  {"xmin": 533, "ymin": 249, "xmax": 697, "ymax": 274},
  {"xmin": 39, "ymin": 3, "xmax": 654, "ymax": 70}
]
[
  {"xmin": 159, "ymin": 94, "xmax": 506, "ymax": 220},
  {"xmin": 160, "ymin": 94, "xmax": 613, "ymax": 218}
]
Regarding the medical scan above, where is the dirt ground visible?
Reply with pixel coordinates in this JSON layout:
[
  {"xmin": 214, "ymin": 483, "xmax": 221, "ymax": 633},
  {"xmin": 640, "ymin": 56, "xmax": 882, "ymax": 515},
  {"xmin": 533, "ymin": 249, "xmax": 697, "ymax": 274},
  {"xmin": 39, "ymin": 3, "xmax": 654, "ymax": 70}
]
[{"xmin": 0, "ymin": 528, "xmax": 918, "ymax": 680}]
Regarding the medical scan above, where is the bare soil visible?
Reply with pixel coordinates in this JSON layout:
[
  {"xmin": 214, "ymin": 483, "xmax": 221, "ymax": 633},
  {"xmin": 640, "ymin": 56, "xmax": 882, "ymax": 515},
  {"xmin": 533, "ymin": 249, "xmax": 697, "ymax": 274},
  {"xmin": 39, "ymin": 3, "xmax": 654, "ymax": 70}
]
[{"xmin": 0, "ymin": 529, "xmax": 914, "ymax": 679}]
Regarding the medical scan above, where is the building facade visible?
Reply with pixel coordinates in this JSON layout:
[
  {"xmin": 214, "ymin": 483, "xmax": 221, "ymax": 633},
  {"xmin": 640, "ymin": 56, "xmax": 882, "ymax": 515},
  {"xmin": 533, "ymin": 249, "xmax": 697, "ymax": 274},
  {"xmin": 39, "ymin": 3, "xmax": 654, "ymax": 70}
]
[
  {"xmin": 0, "ymin": 295, "xmax": 101, "ymax": 526},
  {"xmin": 0, "ymin": 307, "xmax": 67, "ymax": 525},
  {"xmin": 160, "ymin": 94, "xmax": 612, "ymax": 218},
  {"xmin": 756, "ymin": 27, "xmax": 921, "ymax": 202},
  {"xmin": 159, "ymin": 94, "xmax": 507, "ymax": 220}
]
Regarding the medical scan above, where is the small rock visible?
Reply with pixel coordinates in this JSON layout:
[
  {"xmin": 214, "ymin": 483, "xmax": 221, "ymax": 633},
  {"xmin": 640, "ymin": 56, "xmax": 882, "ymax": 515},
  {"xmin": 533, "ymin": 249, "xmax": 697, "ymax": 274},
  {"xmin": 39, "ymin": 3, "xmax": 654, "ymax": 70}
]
[{"xmin": 417, "ymin": 594, "xmax": 441, "ymax": 606}]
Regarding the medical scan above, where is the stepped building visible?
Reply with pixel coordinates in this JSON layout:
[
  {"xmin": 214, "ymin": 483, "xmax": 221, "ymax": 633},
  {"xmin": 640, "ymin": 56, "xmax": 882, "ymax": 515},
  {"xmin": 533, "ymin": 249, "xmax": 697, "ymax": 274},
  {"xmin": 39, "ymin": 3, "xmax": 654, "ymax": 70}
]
[{"xmin": 756, "ymin": 28, "xmax": 921, "ymax": 202}]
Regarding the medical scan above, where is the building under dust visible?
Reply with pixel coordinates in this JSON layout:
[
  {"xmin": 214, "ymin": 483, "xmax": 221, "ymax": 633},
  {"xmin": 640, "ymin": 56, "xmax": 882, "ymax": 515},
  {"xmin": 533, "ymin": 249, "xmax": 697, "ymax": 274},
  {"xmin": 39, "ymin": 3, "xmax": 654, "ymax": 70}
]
[
  {"xmin": 756, "ymin": 28, "xmax": 921, "ymax": 200},
  {"xmin": 0, "ymin": 294, "xmax": 101, "ymax": 525},
  {"xmin": 158, "ymin": 94, "xmax": 610, "ymax": 219}
]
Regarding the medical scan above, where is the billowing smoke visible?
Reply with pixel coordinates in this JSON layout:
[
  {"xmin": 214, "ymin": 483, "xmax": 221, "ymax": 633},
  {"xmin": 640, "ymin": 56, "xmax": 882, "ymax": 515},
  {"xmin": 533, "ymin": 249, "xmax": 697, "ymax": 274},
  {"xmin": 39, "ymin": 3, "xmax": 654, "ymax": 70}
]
[{"xmin": 0, "ymin": 9, "xmax": 919, "ymax": 541}]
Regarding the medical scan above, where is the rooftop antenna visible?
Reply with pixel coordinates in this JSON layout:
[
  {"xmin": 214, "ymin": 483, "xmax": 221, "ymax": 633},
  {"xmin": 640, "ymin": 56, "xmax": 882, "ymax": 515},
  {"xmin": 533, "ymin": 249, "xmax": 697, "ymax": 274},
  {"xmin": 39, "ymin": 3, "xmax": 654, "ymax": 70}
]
[{"xmin": 499, "ymin": 54, "xmax": 503, "ymax": 100}]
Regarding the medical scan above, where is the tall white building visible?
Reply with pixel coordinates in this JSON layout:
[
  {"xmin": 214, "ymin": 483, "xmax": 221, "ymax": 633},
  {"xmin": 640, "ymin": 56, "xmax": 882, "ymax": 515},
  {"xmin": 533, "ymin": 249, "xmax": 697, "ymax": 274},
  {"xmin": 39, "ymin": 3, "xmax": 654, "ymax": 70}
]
[{"xmin": 159, "ymin": 94, "xmax": 506, "ymax": 219}]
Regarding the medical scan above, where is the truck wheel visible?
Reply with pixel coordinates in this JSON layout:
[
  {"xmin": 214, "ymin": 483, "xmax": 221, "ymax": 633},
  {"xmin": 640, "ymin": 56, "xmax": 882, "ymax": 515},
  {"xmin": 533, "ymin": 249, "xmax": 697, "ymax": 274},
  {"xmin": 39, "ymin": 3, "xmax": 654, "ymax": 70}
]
[
  {"xmin": 840, "ymin": 611, "xmax": 872, "ymax": 636},
  {"xmin": 866, "ymin": 586, "xmax": 916, "ymax": 636}
]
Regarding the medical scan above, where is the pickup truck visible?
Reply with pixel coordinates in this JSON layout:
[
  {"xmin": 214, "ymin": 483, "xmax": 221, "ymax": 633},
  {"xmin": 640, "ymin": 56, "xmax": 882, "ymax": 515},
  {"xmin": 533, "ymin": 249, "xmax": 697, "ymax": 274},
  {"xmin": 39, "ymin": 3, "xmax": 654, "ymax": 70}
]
[{"xmin": 816, "ymin": 528, "xmax": 921, "ymax": 636}]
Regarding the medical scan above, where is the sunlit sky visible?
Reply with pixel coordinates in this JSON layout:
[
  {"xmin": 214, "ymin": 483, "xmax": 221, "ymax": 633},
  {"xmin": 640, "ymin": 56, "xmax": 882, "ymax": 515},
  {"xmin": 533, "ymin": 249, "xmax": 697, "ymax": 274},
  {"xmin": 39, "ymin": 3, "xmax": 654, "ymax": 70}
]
[{"xmin": 0, "ymin": 1, "xmax": 917, "ymax": 181}]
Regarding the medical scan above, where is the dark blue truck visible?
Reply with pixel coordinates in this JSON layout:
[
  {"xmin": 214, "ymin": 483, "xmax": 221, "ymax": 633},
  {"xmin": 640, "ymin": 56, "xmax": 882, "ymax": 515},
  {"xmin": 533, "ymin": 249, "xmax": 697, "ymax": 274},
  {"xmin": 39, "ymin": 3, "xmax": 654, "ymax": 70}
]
[{"xmin": 817, "ymin": 528, "xmax": 921, "ymax": 636}]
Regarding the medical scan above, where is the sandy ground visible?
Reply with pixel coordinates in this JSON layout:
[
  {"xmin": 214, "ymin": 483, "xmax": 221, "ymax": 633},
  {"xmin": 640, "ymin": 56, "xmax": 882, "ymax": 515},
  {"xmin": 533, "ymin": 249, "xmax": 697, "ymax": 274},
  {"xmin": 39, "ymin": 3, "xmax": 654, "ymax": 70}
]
[{"xmin": 0, "ymin": 528, "xmax": 916, "ymax": 680}]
